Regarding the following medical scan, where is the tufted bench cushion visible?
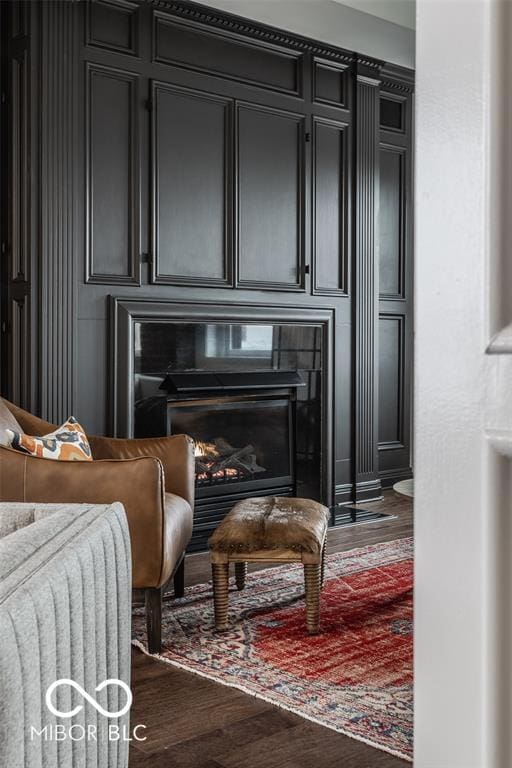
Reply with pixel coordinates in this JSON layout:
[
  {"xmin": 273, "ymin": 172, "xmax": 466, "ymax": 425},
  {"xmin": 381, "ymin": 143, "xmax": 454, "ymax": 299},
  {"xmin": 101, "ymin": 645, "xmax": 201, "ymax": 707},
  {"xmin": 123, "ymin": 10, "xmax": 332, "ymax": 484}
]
[
  {"xmin": 208, "ymin": 496, "xmax": 330, "ymax": 634},
  {"xmin": 209, "ymin": 496, "xmax": 329, "ymax": 559}
]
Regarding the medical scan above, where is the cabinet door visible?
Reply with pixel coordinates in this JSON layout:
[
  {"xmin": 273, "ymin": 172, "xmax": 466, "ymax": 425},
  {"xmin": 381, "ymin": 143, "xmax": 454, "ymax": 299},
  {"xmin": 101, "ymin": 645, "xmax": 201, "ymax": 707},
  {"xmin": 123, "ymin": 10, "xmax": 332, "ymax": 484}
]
[
  {"xmin": 378, "ymin": 313, "xmax": 405, "ymax": 449},
  {"xmin": 86, "ymin": 63, "xmax": 140, "ymax": 284},
  {"xmin": 237, "ymin": 104, "xmax": 305, "ymax": 290},
  {"xmin": 378, "ymin": 88, "xmax": 413, "ymax": 486},
  {"xmin": 152, "ymin": 82, "xmax": 232, "ymax": 286},
  {"xmin": 312, "ymin": 117, "xmax": 350, "ymax": 295},
  {"xmin": 379, "ymin": 146, "xmax": 405, "ymax": 298}
]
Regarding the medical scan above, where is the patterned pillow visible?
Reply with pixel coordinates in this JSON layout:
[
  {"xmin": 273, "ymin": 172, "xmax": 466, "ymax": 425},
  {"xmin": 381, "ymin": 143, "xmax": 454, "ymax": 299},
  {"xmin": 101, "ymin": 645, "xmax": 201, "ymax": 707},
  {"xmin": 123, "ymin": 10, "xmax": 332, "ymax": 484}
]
[{"xmin": 6, "ymin": 417, "xmax": 93, "ymax": 461}]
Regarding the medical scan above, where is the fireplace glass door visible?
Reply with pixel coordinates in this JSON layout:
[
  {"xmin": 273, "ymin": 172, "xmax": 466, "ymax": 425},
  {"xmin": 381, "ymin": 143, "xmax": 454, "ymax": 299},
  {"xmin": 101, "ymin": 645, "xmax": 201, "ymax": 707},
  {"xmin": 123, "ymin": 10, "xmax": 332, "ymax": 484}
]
[{"xmin": 167, "ymin": 395, "xmax": 294, "ymax": 498}]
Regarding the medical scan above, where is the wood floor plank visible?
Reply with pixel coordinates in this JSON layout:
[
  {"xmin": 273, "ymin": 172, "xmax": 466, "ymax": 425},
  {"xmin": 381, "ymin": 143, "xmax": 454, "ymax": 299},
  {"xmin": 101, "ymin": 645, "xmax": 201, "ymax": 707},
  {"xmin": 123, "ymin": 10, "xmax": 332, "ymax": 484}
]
[
  {"xmin": 130, "ymin": 710, "xmax": 298, "ymax": 768},
  {"xmin": 130, "ymin": 490, "xmax": 413, "ymax": 768},
  {"xmin": 215, "ymin": 720, "xmax": 403, "ymax": 768},
  {"xmin": 129, "ymin": 750, "xmax": 223, "ymax": 768},
  {"xmin": 130, "ymin": 658, "xmax": 269, "ymax": 753}
]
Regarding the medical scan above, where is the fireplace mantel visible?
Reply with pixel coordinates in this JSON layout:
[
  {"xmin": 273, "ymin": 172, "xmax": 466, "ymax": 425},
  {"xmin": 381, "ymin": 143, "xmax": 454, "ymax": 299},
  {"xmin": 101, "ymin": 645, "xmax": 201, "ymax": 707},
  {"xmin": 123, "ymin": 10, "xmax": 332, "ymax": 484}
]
[{"xmin": 110, "ymin": 297, "xmax": 334, "ymax": 520}]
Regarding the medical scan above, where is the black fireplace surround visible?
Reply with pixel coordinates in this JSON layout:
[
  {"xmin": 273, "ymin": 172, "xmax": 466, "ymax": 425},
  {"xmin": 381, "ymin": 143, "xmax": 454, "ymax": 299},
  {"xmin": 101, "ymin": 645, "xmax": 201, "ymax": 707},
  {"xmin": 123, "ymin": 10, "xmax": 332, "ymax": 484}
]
[{"xmin": 110, "ymin": 298, "xmax": 334, "ymax": 550}]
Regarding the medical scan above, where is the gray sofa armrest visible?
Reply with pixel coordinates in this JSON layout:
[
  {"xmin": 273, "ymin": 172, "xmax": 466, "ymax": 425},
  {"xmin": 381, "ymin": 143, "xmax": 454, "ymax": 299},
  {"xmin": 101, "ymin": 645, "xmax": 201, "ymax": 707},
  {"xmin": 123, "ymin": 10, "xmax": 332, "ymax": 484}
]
[
  {"xmin": 0, "ymin": 502, "xmax": 132, "ymax": 768},
  {"xmin": 0, "ymin": 501, "xmax": 88, "ymax": 539}
]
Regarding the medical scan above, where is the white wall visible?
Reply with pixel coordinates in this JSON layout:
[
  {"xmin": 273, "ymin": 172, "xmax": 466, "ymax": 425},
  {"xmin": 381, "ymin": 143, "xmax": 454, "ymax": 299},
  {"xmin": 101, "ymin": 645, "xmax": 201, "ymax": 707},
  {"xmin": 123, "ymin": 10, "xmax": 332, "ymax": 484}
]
[
  {"xmin": 415, "ymin": 0, "xmax": 512, "ymax": 765},
  {"xmin": 195, "ymin": 0, "xmax": 415, "ymax": 68},
  {"xmin": 331, "ymin": 0, "xmax": 415, "ymax": 29}
]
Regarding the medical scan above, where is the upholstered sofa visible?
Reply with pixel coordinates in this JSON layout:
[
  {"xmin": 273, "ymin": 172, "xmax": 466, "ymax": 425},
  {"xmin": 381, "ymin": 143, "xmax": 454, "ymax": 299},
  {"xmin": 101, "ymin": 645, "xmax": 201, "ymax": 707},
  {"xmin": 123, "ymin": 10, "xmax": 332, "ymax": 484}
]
[
  {"xmin": 0, "ymin": 398, "xmax": 195, "ymax": 652},
  {"xmin": 0, "ymin": 501, "xmax": 131, "ymax": 768}
]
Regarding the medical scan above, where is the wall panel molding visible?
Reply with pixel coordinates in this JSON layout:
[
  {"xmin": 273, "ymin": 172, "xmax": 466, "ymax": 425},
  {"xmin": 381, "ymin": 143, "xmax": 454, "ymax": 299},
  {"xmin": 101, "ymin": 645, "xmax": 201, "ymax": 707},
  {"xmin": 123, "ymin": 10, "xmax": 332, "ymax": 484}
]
[
  {"xmin": 3, "ymin": 18, "xmax": 33, "ymax": 407},
  {"xmin": 380, "ymin": 92, "xmax": 407, "ymax": 135},
  {"xmin": 10, "ymin": 47, "xmax": 30, "ymax": 282},
  {"xmin": 313, "ymin": 59, "xmax": 350, "ymax": 110},
  {"xmin": 380, "ymin": 62, "xmax": 415, "ymax": 94},
  {"xmin": 236, "ymin": 102, "xmax": 306, "ymax": 291},
  {"xmin": 312, "ymin": 116, "xmax": 350, "ymax": 296},
  {"xmin": 148, "ymin": 0, "xmax": 356, "ymax": 65},
  {"xmin": 86, "ymin": 0, "xmax": 140, "ymax": 57},
  {"xmin": 40, "ymin": 0, "xmax": 77, "ymax": 421},
  {"xmin": 151, "ymin": 80, "xmax": 233, "ymax": 287},
  {"xmin": 85, "ymin": 62, "xmax": 141, "ymax": 285},
  {"xmin": 354, "ymin": 63, "xmax": 381, "ymax": 500},
  {"xmin": 9, "ymin": 296, "xmax": 30, "ymax": 407},
  {"xmin": 379, "ymin": 144, "xmax": 406, "ymax": 300},
  {"xmin": 378, "ymin": 312, "xmax": 405, "ymax": 450},
  {"xmin": 153, "ymin": 12, "xmax": 302, "ymax": 98},
  {"xmin": 378, "ymin": 70, "xmax": 413, "ymax": 483}
]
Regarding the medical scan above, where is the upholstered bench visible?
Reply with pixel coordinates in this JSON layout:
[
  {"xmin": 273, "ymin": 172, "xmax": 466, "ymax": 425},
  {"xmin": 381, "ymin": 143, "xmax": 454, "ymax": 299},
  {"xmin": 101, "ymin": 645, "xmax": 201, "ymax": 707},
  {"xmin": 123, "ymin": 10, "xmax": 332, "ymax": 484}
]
[{"xmin": 208, "ymin": 496, "xmax": 330, "ymax": 634}]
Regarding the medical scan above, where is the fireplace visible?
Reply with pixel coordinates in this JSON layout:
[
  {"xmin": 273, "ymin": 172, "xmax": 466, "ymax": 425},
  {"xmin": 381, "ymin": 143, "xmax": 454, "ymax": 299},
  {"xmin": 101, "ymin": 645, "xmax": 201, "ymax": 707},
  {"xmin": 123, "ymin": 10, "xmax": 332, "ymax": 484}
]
[
  {"xmin": 160, "ymin": 371, "xmax": 302, "ymax": 500},
  {"xmin": 110, "ymin": 298, "xmax": 334, "ymax": 551},
  {"xmin": 171, "ymin": 396, "xmax": 293, "ymax": 493}
]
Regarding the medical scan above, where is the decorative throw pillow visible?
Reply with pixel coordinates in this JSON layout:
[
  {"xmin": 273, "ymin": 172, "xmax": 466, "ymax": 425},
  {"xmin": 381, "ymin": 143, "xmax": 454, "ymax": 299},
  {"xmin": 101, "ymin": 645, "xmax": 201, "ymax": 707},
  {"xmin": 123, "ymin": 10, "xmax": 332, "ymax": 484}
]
[{"xmin": 6, "ymin": 417, "xmax": 93, "ymax": 461}]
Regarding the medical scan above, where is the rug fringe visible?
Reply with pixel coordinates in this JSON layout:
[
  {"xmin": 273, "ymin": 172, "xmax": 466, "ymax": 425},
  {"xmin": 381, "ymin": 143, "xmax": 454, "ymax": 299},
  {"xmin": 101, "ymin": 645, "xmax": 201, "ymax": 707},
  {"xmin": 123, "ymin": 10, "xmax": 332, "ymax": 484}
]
[{"xmin": 132, "ymin": 638, "xmax": 413, "ymax": 763}]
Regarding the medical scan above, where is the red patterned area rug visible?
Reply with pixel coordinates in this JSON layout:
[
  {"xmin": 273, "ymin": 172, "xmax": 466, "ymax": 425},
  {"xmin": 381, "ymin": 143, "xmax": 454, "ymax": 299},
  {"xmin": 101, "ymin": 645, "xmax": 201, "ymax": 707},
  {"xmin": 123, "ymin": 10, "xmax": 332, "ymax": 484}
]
[{"xmin": 132, "ymin": 538, "xmax": 413, "ymax": 761}]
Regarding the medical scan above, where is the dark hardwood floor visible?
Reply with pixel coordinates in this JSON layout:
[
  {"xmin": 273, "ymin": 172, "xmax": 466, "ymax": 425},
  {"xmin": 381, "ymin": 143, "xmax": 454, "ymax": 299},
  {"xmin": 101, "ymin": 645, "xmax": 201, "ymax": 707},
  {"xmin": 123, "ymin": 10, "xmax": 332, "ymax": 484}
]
[{"xmin": 129, "ymin": 491, "xmax": 413, "ymax": 768}]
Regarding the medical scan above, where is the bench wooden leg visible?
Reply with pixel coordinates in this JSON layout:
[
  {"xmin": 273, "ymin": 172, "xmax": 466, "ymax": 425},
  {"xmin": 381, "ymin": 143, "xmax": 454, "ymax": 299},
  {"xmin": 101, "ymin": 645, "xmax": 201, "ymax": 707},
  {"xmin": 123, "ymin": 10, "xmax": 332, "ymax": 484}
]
[
  {"xmin": 235, "ymin": 561, "xmax": 247, "ymax": 591},
  {"xmin": 212, "ymin": 562, "xmax": 230, "ymax": 630},
  {"xmin": 320, "ymin": 545, "xmax": 326, "ymax": 588},
  {"xmin": 304, "ymin": 563, "xmax": 321, "ymax": 634}
]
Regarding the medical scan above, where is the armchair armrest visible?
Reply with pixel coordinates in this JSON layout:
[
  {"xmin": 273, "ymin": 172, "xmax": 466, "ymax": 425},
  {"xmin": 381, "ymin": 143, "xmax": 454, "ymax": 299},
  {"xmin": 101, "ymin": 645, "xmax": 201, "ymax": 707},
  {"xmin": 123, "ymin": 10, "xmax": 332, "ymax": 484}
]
[
  {"xmin": 0, "ymin": 446, "xmax": 166, "ymax": 588},
  {"xmin": 88, "ymin": 433, "xmax": 195, "ymax": 509}
]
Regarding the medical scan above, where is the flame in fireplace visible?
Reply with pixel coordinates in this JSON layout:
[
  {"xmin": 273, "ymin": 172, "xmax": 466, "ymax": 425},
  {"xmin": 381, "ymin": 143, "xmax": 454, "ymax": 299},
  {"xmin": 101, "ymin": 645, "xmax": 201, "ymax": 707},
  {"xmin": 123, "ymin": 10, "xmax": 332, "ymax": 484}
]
[
  {"xmin": 194, "ymin": 437, "xmax": 266, "ymax": 486},
  {"xmin": 194, "ymin": 440, "xmax": 219, "ymax": 458}
]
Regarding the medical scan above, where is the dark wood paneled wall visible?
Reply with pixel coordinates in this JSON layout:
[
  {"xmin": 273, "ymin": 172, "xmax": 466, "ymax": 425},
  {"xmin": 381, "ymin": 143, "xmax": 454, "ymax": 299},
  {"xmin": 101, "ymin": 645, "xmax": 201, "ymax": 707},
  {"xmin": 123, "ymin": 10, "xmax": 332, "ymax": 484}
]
[
  {"xmin": 152, "ymin": 82, "xmax": 230, "ymax": 286},
  {"xmin": 86, "ymin": 62, "xmax": 141, "ymax": 285},
  {"xmin": 377, "ymin": 64, "xmax": 414, "ymax": 488},
  {"xmin": 2, "ymin": 1, "xmax": 34, "ymax": 409},
  {"xmin": 1, "ymin": 0, "xmax": 414, "ymax": 505},
  {"xmin": 353, "ymin": 61, "xmax": 381, "ymax": 501},
  {"xmin": 39, "ymin": 0, "xmax": 78, "ymax": 422}
]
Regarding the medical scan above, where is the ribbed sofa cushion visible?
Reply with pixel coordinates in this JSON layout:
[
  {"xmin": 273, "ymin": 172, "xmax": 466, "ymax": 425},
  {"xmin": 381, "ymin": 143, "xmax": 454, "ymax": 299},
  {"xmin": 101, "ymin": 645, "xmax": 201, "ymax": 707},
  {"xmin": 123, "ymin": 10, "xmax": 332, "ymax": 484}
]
[
  {"xmin": 0, "ymin": 502, "xmax": 82, "ymax": 539},
  {"xmin": 0, "ymin": 502, "xmax": 131, "ymax": 768}
]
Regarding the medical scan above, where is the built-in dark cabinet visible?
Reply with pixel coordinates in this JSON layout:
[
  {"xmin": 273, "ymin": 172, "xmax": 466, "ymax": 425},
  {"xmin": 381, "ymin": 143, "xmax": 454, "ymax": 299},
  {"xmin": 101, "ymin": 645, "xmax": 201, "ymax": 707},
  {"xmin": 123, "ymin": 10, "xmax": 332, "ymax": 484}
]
[
  {"xmin": 2, "ymin": 0, "xmax": 414, "ymax": 513},
  {"xmin": 379, "ymin": 146, "xmax": 404, "ymax": 298},
  {"xmin": 312, "ymin": 118, "xmax": 349, "ymax": 295},
  {"xmin": 378, "ymin": 313, "xmax": 405, "ymax": 445},
  {"xmin": 237, "ymin": 104, "xmax": 305, "ymax": 290},
  {"xmin": 87, "ymin": 0, "xmax": 140, "ymax": 57},
  {"xmin": 153, "ymin": 14, "xmax": 302, "ymax": 97},
  {"xmin": 313, "ymin": 59, "xmax": 350, "ymax": 109},
  {"xmin": 152, "ymin": 82, "xmax": 232, "ymax": 286},
  {"xmin": 86, "ymin": 62, "xmax": 140, "ymax": 284},
  {"xmin": 80, "ymin": 3, "xmax": 356, "ymax": 295},
  {"xmin": 377, "ymin": 67, "xmax": 414, "ymax": 487}
]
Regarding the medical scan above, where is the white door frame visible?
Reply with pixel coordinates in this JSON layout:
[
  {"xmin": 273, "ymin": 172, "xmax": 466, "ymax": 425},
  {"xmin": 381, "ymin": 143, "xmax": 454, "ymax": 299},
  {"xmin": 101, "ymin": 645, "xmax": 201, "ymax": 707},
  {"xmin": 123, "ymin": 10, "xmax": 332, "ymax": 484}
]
[{"xmin": 414, "ymin": 1, "xmax": 512, "ymax": 765}]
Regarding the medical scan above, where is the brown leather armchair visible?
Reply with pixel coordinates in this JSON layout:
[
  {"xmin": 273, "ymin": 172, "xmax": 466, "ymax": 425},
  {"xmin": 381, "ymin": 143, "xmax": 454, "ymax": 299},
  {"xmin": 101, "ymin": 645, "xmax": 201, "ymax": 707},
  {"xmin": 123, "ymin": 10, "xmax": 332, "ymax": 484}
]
[{"xmin": 0, "ymin": 398, "xmax": 195, "ymax": 653}]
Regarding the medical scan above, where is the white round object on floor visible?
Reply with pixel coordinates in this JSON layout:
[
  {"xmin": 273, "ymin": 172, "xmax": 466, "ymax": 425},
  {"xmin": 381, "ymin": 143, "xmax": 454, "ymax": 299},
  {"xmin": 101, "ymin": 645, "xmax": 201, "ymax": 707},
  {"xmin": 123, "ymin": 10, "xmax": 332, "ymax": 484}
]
[{"xmin": 393, "ymin": 479, "xmax": 414, "ymax": 497}]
